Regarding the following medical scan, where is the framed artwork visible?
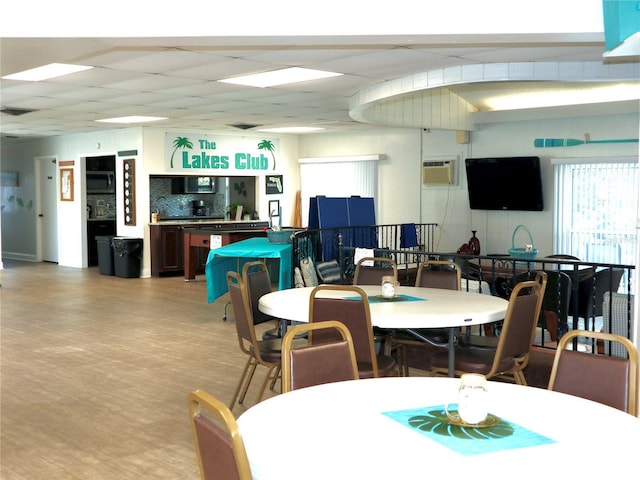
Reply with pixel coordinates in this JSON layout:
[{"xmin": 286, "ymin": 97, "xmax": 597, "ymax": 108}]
[
  {"xmin": 268, "ymin": 199, "xmax": 280, "ymax": 226},
  {"xmin": 60, "ymin": 168, "xmax": 74, "ymax": 201},
  {"xmin": 266, "ymin": 174, "xmax": 283, "ymax": 194},
  {"xmin": 123, "ymin": 158, "xmax": 136, "ymax": 226}
]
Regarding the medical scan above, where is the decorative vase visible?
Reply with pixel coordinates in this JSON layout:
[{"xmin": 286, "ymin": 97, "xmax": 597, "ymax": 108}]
[{"xmin": 468, "ymin": 230, "xmax": 481, "ymax": 255}]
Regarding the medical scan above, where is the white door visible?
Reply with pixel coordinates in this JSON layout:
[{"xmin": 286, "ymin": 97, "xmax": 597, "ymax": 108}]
[{"xmin": 36, "ymin": 156, "xmax": 58, "ymax": 263}]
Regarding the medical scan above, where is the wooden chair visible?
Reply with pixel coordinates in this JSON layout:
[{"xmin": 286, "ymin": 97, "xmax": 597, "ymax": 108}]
[
  {"xmin": 353, "ymin": 257, "xmax": 397, "ymax": 286},
  {"xmin": 281, "ymin": 320, "xmax": 359, "ymax": 393},
  {"xmin": 389, "ymin": 259, "xmax": 461, "ymax": 376},
  {"xmin": 242, "ymin": 260, "xmax": 281, "ymax": 339},
  {"xmin": 430, "ymin": 273, "xmax": 547, "ymax": 385},
  {"xmin": 548, "ymin": 330, "xmax": 638, "ymax": 416},
  {"xmin": 309, "ymin": 285, "xmax": 397, "ymax": 378},
  {"xmin": 227, "ymin": 271, "xmax": 284, "ymax": 410},
  {"xmin": 188, "ymin": 389, "xmax": 252, "ymax": 480}
]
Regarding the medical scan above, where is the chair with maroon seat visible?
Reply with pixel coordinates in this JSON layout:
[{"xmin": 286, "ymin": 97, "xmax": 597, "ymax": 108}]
[
  {"xmin": 389, "ymin": 260, "xmax": 461, "ymax": 376},
  {"xmin": 309, "ymin": 285, "xmax": 397, "ymax": 378},
  {"xmin": 281, "ymin": 320, "xmax": 359, "ymax": 393},
  {"xmin": 430, "ymin": 273, "xmax": 547, "ymax": 385},
  {"xmin": 353, "ymin": 256, "xmax": 397, "ymax": 286},
  {"xmin": 188, "ymin": 389, "xmax": 252, "ymax": 480},
  {"xmin": 548, "ymin": 329, "xmax": 638, "ymax": 416},
  {"xmin": 227, "ymin": 271, "xmax": 284, "ymax": 410},
  {"xmin": 242, "ymin": 260, "xmax": 281, "ymax": 339}
]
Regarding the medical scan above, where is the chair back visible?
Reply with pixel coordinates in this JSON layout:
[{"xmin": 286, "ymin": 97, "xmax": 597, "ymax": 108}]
[
  {"xmin": 242, "ymin": 261, "xmax": 274, "ymax": 325},
  {"xmin": 282, "ymin": 320, "xmax": 359, "ymax": 392},
  {"xmin": 227, "ymin": 271, "xmax": 259, "ymax": 357},
  {"xmin": 309, "ymin": 285, "xmax": 379, "ymax": 376},
  {"xmin": 491, "ymin": 273, "xmax": 547, "ymax": 375},
  {"xmin": 516, "ymin": 270, "xmax": 572, "ymax": 341},
  {"xmin": 188, "ymin": 389, "xmax": 252, "ymax": 480},
  {"xmin": 415, "ymin": 260, "xmax": 461, "ymax": 290},
  {"xmin": 548, "ymin": 330, "xmax": 638, "ymax": 416},
  {"xmin": 353, "ymin": 257, "xmax": 397, "ymax": 285},
  {"xmin": 570, "ymin": 267, "xmax": 625, "ymax": 319}
]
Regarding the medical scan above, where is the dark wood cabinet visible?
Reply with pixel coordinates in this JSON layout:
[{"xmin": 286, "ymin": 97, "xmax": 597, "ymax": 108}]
[
  {"xmin": 150, "ymin": 224, "xmax": 184, "ymax": 276},
  {"xmin": 150, "ymin": 221, "xmax": 269, "ymax": 277},
  {"xmin": 87, "ymin": 220, "xmax": 116, "ymax": 266}
]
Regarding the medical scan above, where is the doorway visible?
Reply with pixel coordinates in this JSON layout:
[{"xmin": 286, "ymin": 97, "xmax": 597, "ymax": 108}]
[{"xmin": 35, "ymin": 155, "xmax": 58, "ymax": 263}]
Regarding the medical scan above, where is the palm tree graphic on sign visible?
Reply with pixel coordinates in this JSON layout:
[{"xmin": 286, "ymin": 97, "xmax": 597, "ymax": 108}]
[
  {"xmin": 170, "ymin": 137, "xmax": 193, "ymax": 168},
  {"xmin": 258, "ymin": 139, "xmax": 276, "ymax": 170}
]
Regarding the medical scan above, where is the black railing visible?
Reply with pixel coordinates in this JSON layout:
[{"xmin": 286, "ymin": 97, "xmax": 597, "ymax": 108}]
[
  {"xmin": 340, "ymin": 246, "xmax": 635, "ymax": 349},
  {"xmin": 290, "ymin": 224, "xmax": 635, "ymax": 350},
  {"xmin": 291, "ymin": 223, "xmax": 438, "ymax": 279}
]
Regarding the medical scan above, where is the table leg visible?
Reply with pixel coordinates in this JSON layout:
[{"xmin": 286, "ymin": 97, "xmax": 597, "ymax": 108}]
[
  {"xmin": 448, "ymin": 326, "xmax": 457, "ymax": 377},
  {"xmin": 279, "ymin": 318, "xmax": 288, "ymax": 337}
]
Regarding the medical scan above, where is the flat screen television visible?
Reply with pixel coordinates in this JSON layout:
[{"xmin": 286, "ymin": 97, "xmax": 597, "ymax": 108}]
[{"xmin": 465, "ymin": 156, "xmax": 544, "ymax": 211}]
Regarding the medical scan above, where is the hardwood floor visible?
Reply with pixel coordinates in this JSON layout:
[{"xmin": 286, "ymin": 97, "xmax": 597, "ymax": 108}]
[{"xmin": 0, "ymin": 260, "xmax": 277, "ymax": 479}]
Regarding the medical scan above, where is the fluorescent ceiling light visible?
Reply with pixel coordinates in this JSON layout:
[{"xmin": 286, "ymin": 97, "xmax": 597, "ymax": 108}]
[
  {"xmin": 258, "ymin": 126, "xmax": 325, "ymax": 133},
  {"xmin": 483, "ymin": 83, "xmax": 640, "ymax": 111},
  {"xmin": 96, "ymin": 116, "xmax": 167, "ymax": 124},
  {"xmin": 2, "ymin": 63, "xmax": 93, "ymax": 81},
  {"xmin": 219, "ymin": 67, "xmax": 342, "ymax": 88}
]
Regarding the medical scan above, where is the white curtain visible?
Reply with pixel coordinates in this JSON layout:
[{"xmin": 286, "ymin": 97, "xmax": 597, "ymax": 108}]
[
  {"xmin": 553, "ymin": 156, "xmax": 638, "ymax": 267},
  {"xmin": 298, "ymin": 156, "xmax": 379, "ymax": 227}
]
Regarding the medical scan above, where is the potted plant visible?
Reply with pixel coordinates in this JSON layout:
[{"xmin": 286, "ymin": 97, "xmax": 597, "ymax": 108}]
[{"xmin": 227, "ymin": 203, "xmax": 245, "ymax": 219}]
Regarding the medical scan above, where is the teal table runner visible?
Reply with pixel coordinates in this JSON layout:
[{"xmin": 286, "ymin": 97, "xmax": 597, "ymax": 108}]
[
  {"xmin": 382, "ymin": 405, "xmax": 555, "ymax": 456},
  {"xmin": 345, "ymin": 294, "xmax": 425, "ymax": 303}
]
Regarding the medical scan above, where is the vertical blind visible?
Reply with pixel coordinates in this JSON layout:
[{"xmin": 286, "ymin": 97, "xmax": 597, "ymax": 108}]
[
  {"xmin": 298, "ymin": 156, "xmax": 379, "ymax": 226},
  {"xmin": 553, "ymin": 157, "xmax": 638, "ymax": 266}
]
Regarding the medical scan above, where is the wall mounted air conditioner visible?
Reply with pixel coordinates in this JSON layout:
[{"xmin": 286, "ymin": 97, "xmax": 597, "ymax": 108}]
[{"xmin": 422, "ymin": 160, "xmax": 454, "ymax": 186}]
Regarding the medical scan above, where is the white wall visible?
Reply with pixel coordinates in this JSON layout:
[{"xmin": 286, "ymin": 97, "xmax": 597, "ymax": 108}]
[
  {"xmin": 298, "ymin": 114, "xmax": 638, "ymax": 256},
  {"xmin": 299, "ymin": 128, "xmax": 423, "ymax": 225},
  {"xmin": 2, "ymin": 113, "xmax": 638, "ymax": 274},
  {"xmin": 0, "ymin": 126, "xmax": 300, "ymax": 276}
]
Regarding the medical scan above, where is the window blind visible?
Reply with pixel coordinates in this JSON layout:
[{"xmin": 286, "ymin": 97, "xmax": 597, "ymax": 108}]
[
  {"xmin": 553, "ymin": 157, "xmax": 638, "ymax": 266},
  {"xmin": 298, "ymin": 156, "xmax": 379, "ymax": 226}
]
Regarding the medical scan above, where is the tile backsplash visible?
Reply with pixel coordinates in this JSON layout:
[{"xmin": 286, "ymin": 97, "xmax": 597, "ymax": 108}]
[{"xmin": 149, "ymin": 177, "xmax": 226, "ymax": 217}]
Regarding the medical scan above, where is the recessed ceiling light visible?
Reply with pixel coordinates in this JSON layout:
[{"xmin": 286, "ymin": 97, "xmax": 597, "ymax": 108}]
[
  {"xmin": 219, "ymin": 67, "xmax": 342, "ymax": 88},
  {"xmin": 96, "ymin": 116, "xmax": 167, "ymax": 124},
  {"xmin": 258, "ymin": 127, "xmax": 325, "ymax": 133},
  {"xmin": 2, "ymin": 63, "xmax": 93, "ymax": 81}
]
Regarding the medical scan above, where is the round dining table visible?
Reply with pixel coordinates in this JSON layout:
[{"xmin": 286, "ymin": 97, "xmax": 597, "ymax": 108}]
[
  {"xmin": 259, "ymin": 285, "xmax": 509, "ymax": 375},
  {"xmin": 237, "ymin": 377, "xmax": 640, "ymax": 480}
]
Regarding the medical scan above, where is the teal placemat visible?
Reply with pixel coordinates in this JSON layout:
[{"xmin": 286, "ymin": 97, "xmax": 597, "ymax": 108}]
[
  {"xmin": 344, "ymin": 294, "xmax": 425, "ymax": 303},
  {"xmin": 382, "ymin": 405, "xmax": 555, "ymax": 456}
]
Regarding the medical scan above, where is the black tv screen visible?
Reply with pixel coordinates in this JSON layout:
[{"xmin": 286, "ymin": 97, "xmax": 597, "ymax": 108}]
[{"xmin": 465, "ymin": 156, "xmax": 544, "ymax": 211}]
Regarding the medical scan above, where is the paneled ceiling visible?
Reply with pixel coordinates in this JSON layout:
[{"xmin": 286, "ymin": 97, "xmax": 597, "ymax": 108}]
[{"xmin": 1, "ymin": 10, "xmax": 638, "ymax": 140}]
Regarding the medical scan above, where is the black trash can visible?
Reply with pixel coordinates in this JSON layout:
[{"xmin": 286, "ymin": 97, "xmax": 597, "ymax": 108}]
[
  {"xmin": 112, "ymin": 237, "xmax": 143, "ymax": 278},
  {"xmin": 96, "ymin": 235, "xmax": 115, "ymax": 276}
]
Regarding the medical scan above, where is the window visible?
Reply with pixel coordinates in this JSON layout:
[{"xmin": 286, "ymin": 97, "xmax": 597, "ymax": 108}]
[{"xmin": 553, "ymin": 157, "xmax": 638, "ymax": 270}]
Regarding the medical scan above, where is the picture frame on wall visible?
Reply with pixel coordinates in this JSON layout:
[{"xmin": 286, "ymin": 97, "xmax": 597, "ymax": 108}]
[
  {"xmin": 60, "ymin": 168, "xmax": 74, "ymax": 201},
  {"xmin": 266, "ymin": 174, "xmax": 283, "ymax": 194},
  {"xmin": 123, "ymin": 158, "xmax": 136, "ymax": 226},
  {"xmin": 268, "ymin": 199, "xmax": 280, "ymax": 226}
]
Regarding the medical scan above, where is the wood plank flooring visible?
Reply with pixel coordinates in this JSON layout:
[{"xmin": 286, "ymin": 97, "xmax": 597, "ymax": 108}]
[{"xmin": 0, "ymin": 260, "xmax": 279, "ymax": 479}]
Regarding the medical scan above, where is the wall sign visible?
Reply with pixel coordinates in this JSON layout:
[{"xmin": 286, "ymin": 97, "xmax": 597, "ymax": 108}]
[
  {"xmin": 123, "ymin": 158, "xmax": 136, "ymax": 226},
  {"xmin": 266, "ymin": 174, "xmax": 283, "ymax": 194},
  {"xmin": 165, "ymin": 133, "xmax": 279, "ymax": 173}
]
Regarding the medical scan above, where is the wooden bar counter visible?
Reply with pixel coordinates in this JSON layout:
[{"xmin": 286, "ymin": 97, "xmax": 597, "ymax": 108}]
[{"xmin": 149, "ymin": 219, "xmax": 268, "ymax": 279}]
